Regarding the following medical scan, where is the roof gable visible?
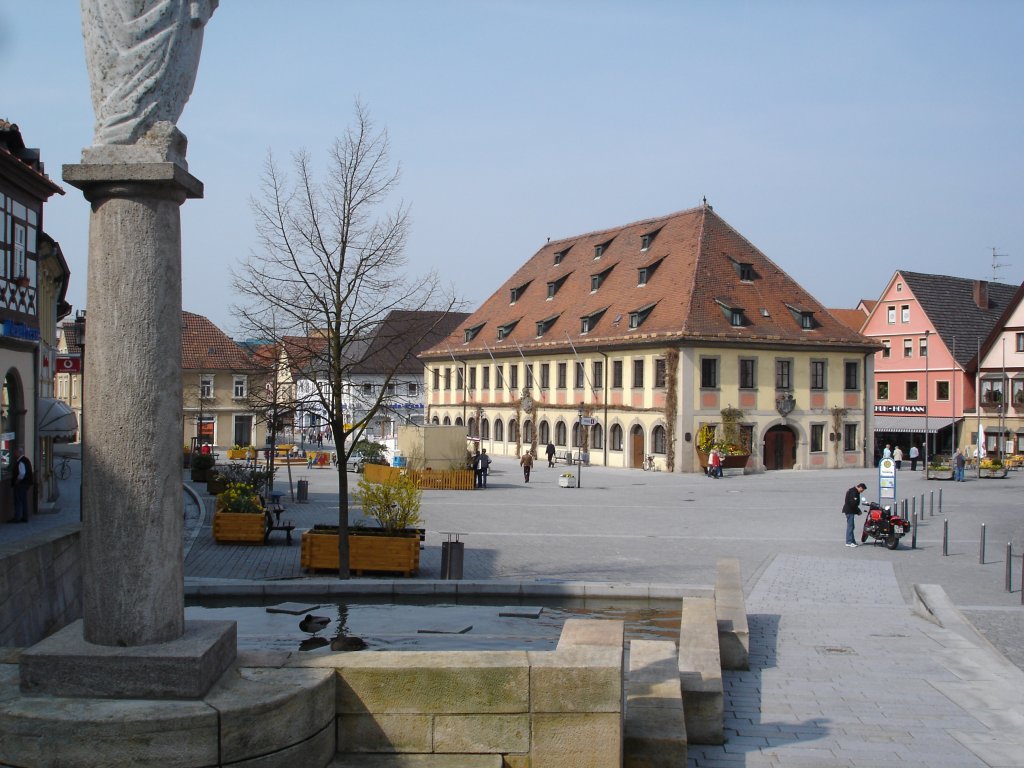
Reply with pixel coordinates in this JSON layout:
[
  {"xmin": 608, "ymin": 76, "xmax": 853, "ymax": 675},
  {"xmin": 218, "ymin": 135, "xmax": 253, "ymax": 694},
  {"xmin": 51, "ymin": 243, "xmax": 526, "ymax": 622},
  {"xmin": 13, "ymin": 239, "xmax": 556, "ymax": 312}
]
[{"xmin": 182, "ymin": 311, "xmax": 257, "ymax": 371}]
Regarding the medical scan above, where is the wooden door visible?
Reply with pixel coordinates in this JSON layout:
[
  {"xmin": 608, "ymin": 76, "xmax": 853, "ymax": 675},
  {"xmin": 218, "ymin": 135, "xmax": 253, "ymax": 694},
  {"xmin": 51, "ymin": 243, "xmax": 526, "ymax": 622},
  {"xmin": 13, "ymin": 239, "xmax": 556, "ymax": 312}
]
[
  {"xmin": 763, "ymin": 426, "xmax": 796, "ymax": 470},
  {"xmin": 630, "ymin": 426, "xmax": 645, "ymax": 468}
]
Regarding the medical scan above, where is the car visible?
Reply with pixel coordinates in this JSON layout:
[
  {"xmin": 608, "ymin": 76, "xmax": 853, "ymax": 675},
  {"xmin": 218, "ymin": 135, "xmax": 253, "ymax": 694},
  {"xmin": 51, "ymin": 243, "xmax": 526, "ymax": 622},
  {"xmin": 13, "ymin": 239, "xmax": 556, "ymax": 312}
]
[{"xmin": 345, "ymin": 452, "xmax": 388, "ymax": 473}]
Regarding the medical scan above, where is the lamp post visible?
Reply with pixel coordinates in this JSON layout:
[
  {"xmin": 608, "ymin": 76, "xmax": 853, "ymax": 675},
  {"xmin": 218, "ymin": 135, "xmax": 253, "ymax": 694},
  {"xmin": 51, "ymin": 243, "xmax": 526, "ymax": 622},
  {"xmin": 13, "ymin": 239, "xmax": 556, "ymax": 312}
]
[
  {"xmin": 73, "ymin": 310, "xmax": 86, "ymax": 522},
  {"xmin": 924, "ymin": 329, "xmax": 930, "ymax": 472},
  {"xmin": 577, "ymin": 401, "xmax": 584, "ymax": 489}
]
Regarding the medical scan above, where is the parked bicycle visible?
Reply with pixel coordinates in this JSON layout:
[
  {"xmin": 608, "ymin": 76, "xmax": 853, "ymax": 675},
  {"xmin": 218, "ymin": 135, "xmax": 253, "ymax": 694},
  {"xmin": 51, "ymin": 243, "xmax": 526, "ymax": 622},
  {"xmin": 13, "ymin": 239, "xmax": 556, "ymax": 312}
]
[
  {"xmin": 56, "ymin": 455, "xmax": 73, "ymax": 480},
  {"xmin": 642, "ymin": 454, "xmax": 656, "ymax": 471}
]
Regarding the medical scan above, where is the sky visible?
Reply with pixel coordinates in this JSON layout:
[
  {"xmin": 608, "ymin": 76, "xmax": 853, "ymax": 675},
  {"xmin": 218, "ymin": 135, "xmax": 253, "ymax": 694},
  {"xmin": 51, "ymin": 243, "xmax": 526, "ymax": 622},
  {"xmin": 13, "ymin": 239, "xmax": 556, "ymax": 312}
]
[{"xmin": 1, "ymin": 0, "xmax": 1022, "ymax": 336}]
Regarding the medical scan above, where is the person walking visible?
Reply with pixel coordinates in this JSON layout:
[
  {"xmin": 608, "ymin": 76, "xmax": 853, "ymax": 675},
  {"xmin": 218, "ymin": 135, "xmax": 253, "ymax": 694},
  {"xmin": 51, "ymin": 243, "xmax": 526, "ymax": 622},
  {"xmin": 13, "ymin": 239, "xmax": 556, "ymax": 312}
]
[
  {"xmin": 893, "ymin": 446, "xmax": 903, "ymax": 470},
  {"xmin": 882, "ymin": 444, "xmax": 892, "ymax": 461},
  {"xmin": 954, "ymin": 449, "xmax": 966, "ymax": 482},
  {"xmin": 11, "ymin": 446, "xmax": 33, "ymax": 523},
  {"xmin": 520, "ymin": 450, "xmax": 534, "ymax": 483},
  {"xmin": 843, "ymin": 482, "xmax": 867, "ymax": 547},
  {"xmin": 545, "ymin": 442, "xmax": 556, "ymax": 468},
  {"xmin": 472, "ymin": 450, "xmax": 485, "ymax": 489},
  {"xmin": 710, "ymin": 448, "xmax": 722, "ymax": 479},
  {"xmin": 481, "ymin": 449, "xmax": 491, "ymax": 488},
  {"xmin": 909, "ymin": 444, "xmax": 920, "ymax": 471}
]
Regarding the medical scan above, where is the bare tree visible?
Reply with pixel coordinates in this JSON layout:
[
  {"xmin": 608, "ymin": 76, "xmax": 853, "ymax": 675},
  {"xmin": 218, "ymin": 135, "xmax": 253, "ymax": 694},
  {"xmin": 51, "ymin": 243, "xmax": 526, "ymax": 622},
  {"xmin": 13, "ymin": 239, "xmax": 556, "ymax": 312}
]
[{"xmin": 232, "ymin": 102, "xmax": 459, "ymax": 578}]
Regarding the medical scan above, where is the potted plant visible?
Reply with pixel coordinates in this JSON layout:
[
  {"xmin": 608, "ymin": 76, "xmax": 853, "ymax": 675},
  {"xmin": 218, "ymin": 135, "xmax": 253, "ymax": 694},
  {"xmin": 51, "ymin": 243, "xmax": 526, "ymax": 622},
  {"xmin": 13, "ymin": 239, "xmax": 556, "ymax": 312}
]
[
  {"xmin": 926, "ymin": 455, "xmax": 953, "ymax": 481},
  {"xmin": 696, "ymin": 408, "xmax": 751, "ymax": 472},
  {"xmin": 213, "ymin": 482, "xmax": 267, "ymax": 544},
  {"xmin": 190, "ymin": 451, "xmax": 215, "ymax": 483},
  {"xmin": 205, "ymin": 469, "xmax": 228, "ymax": 495},
  {"xmin": 226, "ymin": 444, "xmax": 248, "ymax": 460},
  {"xmin": 300, "ymin": 474, "xmax": 423, "ymax": 576},
  {"xmin": 980, "ymin": 458, "xmax": 1008, "ymax": 479},
  {"xmin": 558, "ymin": 471, "xmax": 576, "ymax": 488}
]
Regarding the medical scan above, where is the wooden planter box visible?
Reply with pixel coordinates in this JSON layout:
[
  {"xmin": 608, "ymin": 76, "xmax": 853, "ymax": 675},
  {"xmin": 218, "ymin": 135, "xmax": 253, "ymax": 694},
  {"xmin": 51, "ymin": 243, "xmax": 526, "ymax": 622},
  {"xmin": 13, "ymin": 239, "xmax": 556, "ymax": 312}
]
[
  {"xmin": 226, "ymin": 449, "xmax": 248, "ymax": 460},
  {"xmin": 300, "ymin": 530, "xmax": 420, "ymax": 576},
  {"xmin": 213, "ymin": 511, "xmax": 266, "ymax": 545}
]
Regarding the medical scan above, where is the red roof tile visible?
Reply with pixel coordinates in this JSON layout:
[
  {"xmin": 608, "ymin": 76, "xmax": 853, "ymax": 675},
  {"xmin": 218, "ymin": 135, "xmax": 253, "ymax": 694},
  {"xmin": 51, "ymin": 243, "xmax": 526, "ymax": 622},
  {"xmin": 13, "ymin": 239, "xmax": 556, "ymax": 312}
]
[{"xmin": 182, "ymin": 311, "xmax": 258, "ymax": 371}]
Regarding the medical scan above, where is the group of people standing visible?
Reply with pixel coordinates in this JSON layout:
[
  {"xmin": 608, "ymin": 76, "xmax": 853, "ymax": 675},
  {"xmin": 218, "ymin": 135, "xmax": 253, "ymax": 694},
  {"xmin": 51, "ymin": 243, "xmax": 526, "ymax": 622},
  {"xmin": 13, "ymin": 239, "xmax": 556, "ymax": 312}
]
[
  {"xmin": 879, "ymin": 443, "xmax": 921, "ymax": 470},
  {"xmin": 474, "ymin": 442, "xmax": 561, "ymax": 486},
  {"xmin": 471, "ymin": 449, "xmax": 491, "ymax": 488}
]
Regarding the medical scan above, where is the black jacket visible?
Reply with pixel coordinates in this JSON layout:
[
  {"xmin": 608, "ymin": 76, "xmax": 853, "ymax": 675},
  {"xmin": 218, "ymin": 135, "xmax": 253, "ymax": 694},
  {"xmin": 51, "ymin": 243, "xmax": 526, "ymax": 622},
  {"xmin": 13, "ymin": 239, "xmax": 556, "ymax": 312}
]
[{"xmin": 842, "ymin": 486, "xmax": 862, "ymax": 515}]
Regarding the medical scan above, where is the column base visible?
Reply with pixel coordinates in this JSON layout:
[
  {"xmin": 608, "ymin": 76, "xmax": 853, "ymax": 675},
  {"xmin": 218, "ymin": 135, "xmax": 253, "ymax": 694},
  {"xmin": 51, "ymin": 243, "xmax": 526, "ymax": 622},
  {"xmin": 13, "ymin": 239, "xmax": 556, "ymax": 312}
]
[{"xmin": 18, "ymin": 619, "xmax": 236, "ymax": 699}]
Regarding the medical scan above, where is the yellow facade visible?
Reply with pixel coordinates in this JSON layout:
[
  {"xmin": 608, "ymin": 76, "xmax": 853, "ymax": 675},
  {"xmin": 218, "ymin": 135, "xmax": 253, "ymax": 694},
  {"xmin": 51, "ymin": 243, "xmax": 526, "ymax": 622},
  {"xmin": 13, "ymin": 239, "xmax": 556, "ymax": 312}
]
[{"xmin": 425, "ymin": 343, "xmax": 871, "ymax": 473}]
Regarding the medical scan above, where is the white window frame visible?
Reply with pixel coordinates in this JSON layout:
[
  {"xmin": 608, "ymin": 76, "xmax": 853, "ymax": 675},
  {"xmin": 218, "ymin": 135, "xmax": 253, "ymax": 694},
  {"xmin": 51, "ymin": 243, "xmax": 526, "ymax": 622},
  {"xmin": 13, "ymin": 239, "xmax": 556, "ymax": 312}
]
[
  {"xmin": 200, "ymin": 374, "xmax": 214, "ymax": 399},
  {"xmin": 232, "ymin": 375, "xmax": 247, "ymax": 399}
]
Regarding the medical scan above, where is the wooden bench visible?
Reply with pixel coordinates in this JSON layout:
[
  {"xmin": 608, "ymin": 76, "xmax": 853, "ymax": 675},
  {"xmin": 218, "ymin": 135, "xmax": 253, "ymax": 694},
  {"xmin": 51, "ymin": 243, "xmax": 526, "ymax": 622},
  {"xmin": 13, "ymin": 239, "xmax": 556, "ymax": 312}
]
[
  {"xmin": 678, "ymin": 596, "xmax": 724, "ymax": 745},
  {"xmin": 715, "ymin": 557, "xmax": 750, "ymax": 671},
  {"xmin": 264, "ymin": 509, "xmax": 295, "ymax": 545},
  {"xmin": 625, "ymin": 639, "xmax": 687, "ymax": 767}
]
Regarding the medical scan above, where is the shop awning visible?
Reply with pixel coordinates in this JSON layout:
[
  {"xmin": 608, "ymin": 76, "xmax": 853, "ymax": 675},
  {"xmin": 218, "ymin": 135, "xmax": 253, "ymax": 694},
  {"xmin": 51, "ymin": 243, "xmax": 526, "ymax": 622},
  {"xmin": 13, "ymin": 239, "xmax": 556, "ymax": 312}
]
[
  {"xmin": 37, "ymin": 398, "xmax": 78, "ymax": 438},
  {"xmin": 873, "ymin": 415, "xmax": 956, "ymax": 434}
]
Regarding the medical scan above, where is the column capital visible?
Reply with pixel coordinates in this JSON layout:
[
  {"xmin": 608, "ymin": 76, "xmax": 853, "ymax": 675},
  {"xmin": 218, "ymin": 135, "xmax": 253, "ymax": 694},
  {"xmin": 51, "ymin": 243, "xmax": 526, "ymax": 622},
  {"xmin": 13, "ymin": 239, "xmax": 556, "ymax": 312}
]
[{"xmin": 63, "ymin": 161, "xmax": 203, "ymax": 203}]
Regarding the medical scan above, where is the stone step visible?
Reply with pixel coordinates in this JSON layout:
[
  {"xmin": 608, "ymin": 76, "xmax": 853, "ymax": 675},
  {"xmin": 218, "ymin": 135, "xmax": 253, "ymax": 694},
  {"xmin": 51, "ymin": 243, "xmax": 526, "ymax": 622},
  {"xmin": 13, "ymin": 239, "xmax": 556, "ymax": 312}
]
[
  {"xmin": 625, "ymin": 639, "xmax": 687, "ymax": 767},
  {"xmin": 331, "ymin": 754, "xmax": 503, "ymax": 768},
  {"xmin": 678, "ymin": 596, "xmax": 724, "ymax": 745}
]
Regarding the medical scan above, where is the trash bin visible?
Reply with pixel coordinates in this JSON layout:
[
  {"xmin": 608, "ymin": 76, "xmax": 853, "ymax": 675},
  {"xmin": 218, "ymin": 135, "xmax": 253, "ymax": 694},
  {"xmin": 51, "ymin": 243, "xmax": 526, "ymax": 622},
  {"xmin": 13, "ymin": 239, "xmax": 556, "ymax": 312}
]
[
  {"xmin": 440, "ymin": 539, "xmax": 465, "ymax": 580},
  {"xmin": 297, "ymin": 479, "xmax": 309, "ymax": 503}
]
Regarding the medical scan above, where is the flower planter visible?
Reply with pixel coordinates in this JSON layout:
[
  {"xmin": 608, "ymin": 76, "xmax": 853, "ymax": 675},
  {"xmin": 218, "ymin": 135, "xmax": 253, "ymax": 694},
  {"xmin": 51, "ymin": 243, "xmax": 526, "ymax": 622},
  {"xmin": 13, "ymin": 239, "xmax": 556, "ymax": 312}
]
[
  {"xmin": 213, "ymin": 511, "xmax": 266, "ymax": 545},
  {"xmin": 981, "ymin": 468, "xmax": 1008, "ymax": 479},
  {"xmin": 300, "ymin": 529, "xmax": 421, "ymax": 576},
  {"xmin": 926, "ymin": 468, "xmax": 954, "ymax": 481},
  {"xmin": 558, "ymin": 476, "xmax": 577, "ymax": 488},
  {"xmin": 206, "ymin": 474, "xmax": 228, "ymax": 495},
  {"xmin": 226, "ymin": 449, "xmax": 248, "ymax": 461},
  {"xmin": 697, "ymin": 451, "xmax": 751, "ymax": 471}
]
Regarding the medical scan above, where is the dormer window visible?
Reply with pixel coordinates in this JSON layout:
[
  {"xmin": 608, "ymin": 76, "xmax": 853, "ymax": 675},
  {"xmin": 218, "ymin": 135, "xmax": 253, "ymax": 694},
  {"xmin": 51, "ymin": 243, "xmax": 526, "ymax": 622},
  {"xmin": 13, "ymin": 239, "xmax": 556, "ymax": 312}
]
[
  {"xmin": 715, "ymin": 299, "xmax": 747, "ymax": 327},
  {"xmin": 553, "ymin": 245, "xmax": 571, "ymax": 265},
  {"xmin": 784, "ymin": 303, "xmax": 817, "ymax": 330},
  {"xmin": 637, "ymin": 258, "xmax": 664, "ymax": 286},
  {"xmin": 800, "ymin": 312, "xmax": 814, "ymax": 329},
  {"xmin": 463, "ymin": 323, "xmax": 484, "ymax": 343},
  {"xmin": 628, "ymin": 303, "xmax": 656, "ymax": 329},
  {"xmin": 536, "ymin": 315, "xmax": 559, "ymax": 338},
  {"xmin": 580, "ymin": 308, "xmax": 608, "ymax": 335},
  {"xmin": 546, "ymin": 273, "xmax": 569, "ymax": 299},
  {"xmin": 509, "ymin": 281, "xmax": 531, "ymax": 305},
  {"xmin": 497, "ymin": 320, "xmax": 519, "ymax": 340},
  {"xmin": 639, "ymin": 227, "xmax": 661, "ymax": 252},
  {"xmin": 728, "ymin": 258, "xmax": 756, "ymax": 282},
  {"xmin": 590, "ymin": 265, "xmax": 614, "ymax": 292},
  {"xmin": 593, "ymin": 238, "xmax": 613, "ymax": 260}
]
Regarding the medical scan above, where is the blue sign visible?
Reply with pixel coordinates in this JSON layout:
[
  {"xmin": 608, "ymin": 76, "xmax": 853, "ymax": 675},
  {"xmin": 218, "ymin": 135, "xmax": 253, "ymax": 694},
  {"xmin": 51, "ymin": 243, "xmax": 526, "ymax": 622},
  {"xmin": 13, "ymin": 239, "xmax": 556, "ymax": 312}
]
[{"xmin": 0, "ymin": 320, "xmax": 40, "ymax": 341}]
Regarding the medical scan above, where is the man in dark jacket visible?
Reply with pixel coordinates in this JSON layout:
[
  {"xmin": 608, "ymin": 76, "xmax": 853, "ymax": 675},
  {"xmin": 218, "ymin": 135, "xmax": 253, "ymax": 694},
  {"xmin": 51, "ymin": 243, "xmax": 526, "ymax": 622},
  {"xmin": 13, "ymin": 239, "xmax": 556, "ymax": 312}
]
[
  {"xmin": 11, "ymin": 447, "xmax": 33, "ymax": 523},
  {"xmin": 843, "ymin": 482, "xmax": 866, "ymax": 547}
]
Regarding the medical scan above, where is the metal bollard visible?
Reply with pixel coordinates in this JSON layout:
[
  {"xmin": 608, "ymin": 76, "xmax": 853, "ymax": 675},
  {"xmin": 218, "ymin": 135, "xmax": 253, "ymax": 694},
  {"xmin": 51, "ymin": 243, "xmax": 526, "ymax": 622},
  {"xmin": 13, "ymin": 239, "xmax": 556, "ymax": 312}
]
[
  {"xmin": 979, "ymin": 523, "xmax": 986, "ymax": 565},
  {"xmin": 1006, "ymin": 543, "xmax": 1013, "ymax": 592},
  {"xmin": 929, "ymin": 491, "xmax": 934, "ymax": 517},
  {"xmin": 938, "ymin": 488, "xmax": 943, "ymax": 515},
  {"xmin": 911, "ymin": 496, "xmax": 916, "ymax": 518},
  {"xmin": 943, "ymin": 519, "xmax": 949, "ymax": 556},
  {"xmin": 920, "ymin": 493, "xmax": 925, "ymax": 518},
  {"xmin": 911, "ymin": 510, "xmax": 917, "ymax": 549}
]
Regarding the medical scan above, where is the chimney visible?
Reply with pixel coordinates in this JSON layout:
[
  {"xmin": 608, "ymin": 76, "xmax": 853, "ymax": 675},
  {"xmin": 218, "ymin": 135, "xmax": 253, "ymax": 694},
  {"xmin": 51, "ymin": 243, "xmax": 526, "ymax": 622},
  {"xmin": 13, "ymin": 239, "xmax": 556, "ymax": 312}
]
[{"xmin": 973, "ymin": 280, "xmax": 989, "ymax": 309}]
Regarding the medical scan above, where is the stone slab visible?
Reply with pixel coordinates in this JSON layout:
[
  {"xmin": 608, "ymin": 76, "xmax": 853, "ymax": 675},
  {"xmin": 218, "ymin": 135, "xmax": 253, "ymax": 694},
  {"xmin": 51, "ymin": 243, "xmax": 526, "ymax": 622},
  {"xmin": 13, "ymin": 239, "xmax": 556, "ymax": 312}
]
[
  {"xmin": 331, "ymin": 755, "xmax": 502, "ymax": 768},
  {"xmin": 556, "ymin": 618, "xmax": 624, "ymax": 650},
  {"xmin": 498, "ymin": 606, "xmax": 543, "ymax": 618},
  {"xmin": 19, "ymin": 618, "xmax": 236, "ymax": 699},
  {"xmin": 417, "ymin": 624, "xmax": 473, "ymax": 634},
  {"xmin": 714, "ymin": 557, "xmax": 749, "ymax": 671},
  {"xmin": 267, "ymin": 601, "xmax": 322, "ymax": 615}
]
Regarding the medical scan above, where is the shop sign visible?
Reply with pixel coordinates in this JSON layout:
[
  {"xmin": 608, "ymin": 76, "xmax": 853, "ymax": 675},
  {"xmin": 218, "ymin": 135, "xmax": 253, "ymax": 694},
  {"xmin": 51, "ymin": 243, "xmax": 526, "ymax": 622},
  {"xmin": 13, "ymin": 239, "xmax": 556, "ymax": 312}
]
[{"xmin": 874, "ymin": 405, "xmax": 926, "ymax": 414}]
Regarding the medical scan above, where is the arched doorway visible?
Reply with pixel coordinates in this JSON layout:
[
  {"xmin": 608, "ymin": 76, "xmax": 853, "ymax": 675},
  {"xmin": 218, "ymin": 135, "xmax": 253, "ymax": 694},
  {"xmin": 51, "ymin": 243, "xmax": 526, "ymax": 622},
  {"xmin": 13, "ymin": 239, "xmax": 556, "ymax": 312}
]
[
  {"xmin": 630, "ymin": 425, "xmax": 645, "ymax": 468},
  {"xmin": 763, "ymin": 425, "xmax": 797, "ymax": 470}
]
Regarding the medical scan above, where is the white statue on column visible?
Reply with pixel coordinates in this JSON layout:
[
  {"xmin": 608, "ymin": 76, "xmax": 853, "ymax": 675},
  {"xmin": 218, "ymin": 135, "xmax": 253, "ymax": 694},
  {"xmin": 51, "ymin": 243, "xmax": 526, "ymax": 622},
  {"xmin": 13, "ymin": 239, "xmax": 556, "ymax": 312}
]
[{"xmin": 81, "ymin": 0, "xmax": 217, "ymax": 162}]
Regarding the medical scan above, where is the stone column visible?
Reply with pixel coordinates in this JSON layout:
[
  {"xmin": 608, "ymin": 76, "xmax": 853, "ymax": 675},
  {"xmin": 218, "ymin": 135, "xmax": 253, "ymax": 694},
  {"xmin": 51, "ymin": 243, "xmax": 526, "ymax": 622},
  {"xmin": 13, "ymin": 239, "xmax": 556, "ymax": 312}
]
[{"xmin": 63, "ymin": 159, "xmax": 200, "ymax": 647}]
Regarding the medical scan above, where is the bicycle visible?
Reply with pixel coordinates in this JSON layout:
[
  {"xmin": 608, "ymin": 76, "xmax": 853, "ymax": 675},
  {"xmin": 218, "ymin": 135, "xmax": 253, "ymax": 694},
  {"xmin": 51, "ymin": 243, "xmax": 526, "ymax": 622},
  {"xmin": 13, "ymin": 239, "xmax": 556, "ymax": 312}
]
[
  {"xmin": 56, "ymin": 455, "xmax": 72, "ymax": 480},
  {"xmin": 642, "ymin": 454, "xmax": 656, "ymax": 471}
]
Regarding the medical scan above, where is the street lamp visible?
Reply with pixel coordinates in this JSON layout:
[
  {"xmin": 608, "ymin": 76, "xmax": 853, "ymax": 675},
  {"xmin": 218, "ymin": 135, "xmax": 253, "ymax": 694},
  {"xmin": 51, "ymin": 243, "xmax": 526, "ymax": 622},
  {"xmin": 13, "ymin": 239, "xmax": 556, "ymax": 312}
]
[
  {"xmin": 577, "ymin": 401, "xmax": 584, "ymax": 489},
  {"xmin": 924, "ymin": 329, "xmax": 930, "ymax": 472},
  {"xmin": 73, "ymin": 310, "xmax": 86, "ymax": 523}
]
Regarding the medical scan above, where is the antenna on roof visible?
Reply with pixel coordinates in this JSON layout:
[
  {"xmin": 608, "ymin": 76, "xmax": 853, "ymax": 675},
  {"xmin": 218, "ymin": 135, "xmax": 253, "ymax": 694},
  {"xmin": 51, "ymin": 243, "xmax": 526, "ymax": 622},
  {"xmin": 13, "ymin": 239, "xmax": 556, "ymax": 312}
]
[{"xmin": 991, "ymin": 247, "xmax": 1010, "ymax": 281}]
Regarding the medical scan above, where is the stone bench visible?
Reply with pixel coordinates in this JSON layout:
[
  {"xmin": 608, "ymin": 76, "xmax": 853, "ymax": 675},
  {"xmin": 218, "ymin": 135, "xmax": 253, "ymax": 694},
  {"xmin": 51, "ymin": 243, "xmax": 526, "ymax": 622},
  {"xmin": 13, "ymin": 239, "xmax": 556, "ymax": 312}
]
[
  {"xmin": 677, "ymin": 596, "xmax": 724, "ymax": 745},
  {"xmin": 625, "ymin": 639, "xmax": 687, "ymax": 767},
  {"xmin": 715, "ymin": 557, "xmax": 749, "ymax": 671}
]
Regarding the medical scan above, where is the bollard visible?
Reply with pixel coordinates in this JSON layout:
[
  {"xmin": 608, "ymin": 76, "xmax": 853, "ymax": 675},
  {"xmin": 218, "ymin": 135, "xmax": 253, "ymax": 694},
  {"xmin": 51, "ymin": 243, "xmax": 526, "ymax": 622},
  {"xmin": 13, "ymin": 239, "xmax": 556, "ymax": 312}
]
[
  {"xmin": 929, "ymin": 491, "xmax": 934, "ymax": 517},
  {"xmin": 943, "ymin": 519, "xmax": 949, "ymax": 556},
  {"xmin": 979, "ymin": 523, "xmax": 986, "ymax": 565},
  {"xmin": 911, "ymin": 510, "xmax": 917, "ymax": 549},
  {"xmin": 911, "ymin": 496, "xmax": 916, "ymax": 519},
  {"xmin": 1021, "ymin": 552, "xmax": 1024, "ymax": 606},
  {"xmin": 1006, "ymin": 543, "xmax": 1013, "ymax": 592},
  {"xmin": 920, "ymin": 493, "xmax": 925, "ymax": 518},
  {"xmin": 938, "ymin": 488, "xmax": 943, "ymax": 515}
]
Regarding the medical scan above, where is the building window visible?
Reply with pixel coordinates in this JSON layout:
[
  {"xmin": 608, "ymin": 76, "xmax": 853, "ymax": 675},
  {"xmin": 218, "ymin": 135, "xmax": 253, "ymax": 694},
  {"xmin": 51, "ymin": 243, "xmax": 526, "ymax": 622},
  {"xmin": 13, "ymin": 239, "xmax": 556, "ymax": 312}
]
[
  {"xmin": 457, "ymin": 368, "xmax": 464, "ymax": 391},
  {"xmin": 877, "ymin": 381, "xmax": 889, "ymax": 400},
  {"xmin": 1012, "ymin": 379, "xmax": 1024, "ymax": 409},
  {"xmin": 553, "ymin": 250, "xmax": 565, "ymax": 265},
  {"xmin": 732, "ymin": 309, "xmax": 745, "ymax": 327},
  {"xmin": 557, "ymin": 362, "xmax": 567, "ymax": 389},
  {"xmin": 200, "ymin": 375, "xmax": 213, "ymax": 399},
  {"xmin": 469, "ymin": 367, "xmax": 477, "ymax": 390},
  {"xmin": 555, "ymin": 421, "xmax": 567, "ymax": 446},
  {"xmin": 581, "ymin": 316, "xmax": 591, "ymax": 334},
  {"xmin": 571, "ymin": 421, "xmax": 581, "ymax": 448},
  {"xmin": 739, "ymin": 358, "xmax": 756, "ymax": 389},
  {"xmin": 540, "ymin": 363, "xmax": 550, "ymax": 389},
  {"xmin": 432, "ymin": 368, "xmax": 440, "ymax": 390},
  {"xmin": 494, "ymin": 418, "xmax": 504, "ymax": 442},
  {"xmin": 536, "ymin": 316, "xmax": 558, "ymax": 337},
  {"xmin": 882, "ymin": 339, "xmax": 891, "ymax": 358},
  {"xmin": 903, "ymin": 339, "xmax": 912, "ymax": 357},
  {"xmin": 592, "ymin": 361, "xmax": 604, "ymax": 389},
  {"xmin": 843, "ymin": 423, "xmax": 858, "ymax": 451},
  {"xmin": 638, "ymin": 267, "xmax": 650, "ymax": 286},
  {"xmin": 800, "ymin": 312, "xmax": 814, "ymax": 329},
  {"xmin": 775, "ymin": 359, "xmax": 792, "ymax": 390},
  {"xmin": 1017, "ymin": 333, "xmax": 1024, "ymax": 353},
  {"xmin": 509, "ymin": 365, "xmax": 519, "ymax": 390},
  {"xmin": 575, "ymin": 361, "xmax": 585, "ymax": 389},
  {"xmin": 510, "ymin": 283, "xmax": 529, "ymax": 304},
  {"xmin": 387, "ymin": 383, "xmax": 397, "ymax": 395},
  {"xmin": 610, "ymin": 424, "xmax": 623, "ymax": 450},
  {"xmin": 508, "ymin": 419, "xmax": 519, "ymax": 443},
  {"xmin": 590, "ymin": 274, "xmax": 602, "ymax": 291},
  {"xmin": 538, "ymin": 420, "xmax": 549, "ymax": 444},
  {"xmin": 887, "ymin": 306, "xmax": 896, "ymax": 324},
  {"xmin": 408, "ymin": 383, "xmax": 418, "ymax": 395},
  {"xmin": 481, "ymin": 418, "xmax": 490, "ymax": 440},
  {"xmin": 700, "ymin": 357, "xmax": 718, "ymax": 389},
  {"xmin": 232, "ymin": 376, "xmax": 247, "ymax": 399},
  {"xmin": 901, "ymin": 305, "xmax": 910, "ymax": 323},
  {"xmin": 738, "ymin": 263, "xmax": 754, "ymax": 281},
  {"xmin": 362, "ymin": 382, "xmax": 372, "ymax": 394},
  {"xmin": 633, "ymin": 359, "xmax": 645, "ymax": 389},
  {"xmin": 594, "ymin": 242, "xmax": 606, "ymax": 259},
  {"xmin": 591, "ymin": 424, "xmax": 603, "ymax": 449},
  {"xmin": 810, "ymin": 360, "xmax": 825, "ymax": 390},
  {"xmin": 844, "ymin": 361, "xmax": 859, "ymax": 390},
  {"xmin": 525, "ymin": 363, "xmax": 534, "ymax": 388},
  {"xmin": 654, "ymin": 358, "xmax": 667, "ymax": 388},
  {"xmin": 482, "ymin": 366, "xmax": 490, "ymax": 390},
  {"xmin": 496, "ymin": 365, "xmax": 504, "ymax": 391},
  {"xmin": 628, "ymin": 304, "xmax": 655, "ymax": 329},
  {"xmin": 919, "ymin": 337, "xmax": 928, "ymax": 357},
  {"xmin": 612, "ymin": 360, "xmax": 623, "ymax": 388},
  {"xmin": 810, "ymin": 424, "xmax": 825, "ymax": 453},
  {"xmin": 906, "ymin": 381, "xmax": 919, "ymax": 400},
  {"xmin": 444, "ymin": 368, "xmax": 452, "ymax": 390},
  {"xmin": 464, "ymin": 324, "xmax": 483, "ymax": 343},
  {"xmin": 652, "ymin": 425, "xmax": 667, "ymax": 454},
  {"xmin": 936, "ymin": 380, "xmax": 949, "ymax": 401},
  {"xmin": 980, "ymin": 378, "xmax": 1004, "ymax": 406},
  {"xmin": 640, "ymin": 232, "xmax": 653, "ymax": 251}
]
